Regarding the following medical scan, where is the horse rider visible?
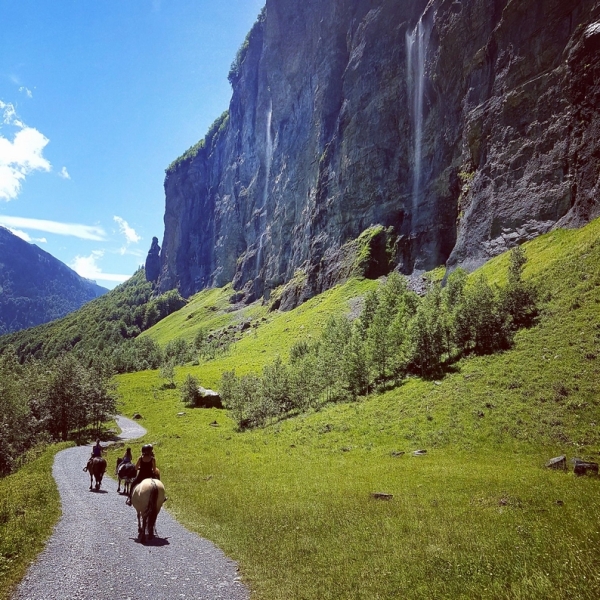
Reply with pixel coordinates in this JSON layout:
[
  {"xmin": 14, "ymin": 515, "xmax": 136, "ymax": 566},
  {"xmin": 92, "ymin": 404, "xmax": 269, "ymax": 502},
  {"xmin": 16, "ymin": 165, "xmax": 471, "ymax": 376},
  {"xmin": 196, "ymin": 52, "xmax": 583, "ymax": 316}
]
[
  {"xmin": 84, "ymin": 439, "xmax": 104, "ymax": 471},
  {"xmin": 126, "ymin": 444, "xmax": 158, "ymax": 506},
  {"xmin": 121, "ymin": 447, "xmax": 133, "ymax": 464}
]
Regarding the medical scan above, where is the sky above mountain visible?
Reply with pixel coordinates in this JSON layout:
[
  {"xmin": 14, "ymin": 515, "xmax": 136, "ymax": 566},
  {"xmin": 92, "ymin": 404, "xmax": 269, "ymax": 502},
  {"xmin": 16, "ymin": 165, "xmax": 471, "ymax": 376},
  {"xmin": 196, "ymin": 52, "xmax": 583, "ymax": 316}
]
[{"xmin": 0, "ymin": 0, "xmax": 264, "ymax": 288}]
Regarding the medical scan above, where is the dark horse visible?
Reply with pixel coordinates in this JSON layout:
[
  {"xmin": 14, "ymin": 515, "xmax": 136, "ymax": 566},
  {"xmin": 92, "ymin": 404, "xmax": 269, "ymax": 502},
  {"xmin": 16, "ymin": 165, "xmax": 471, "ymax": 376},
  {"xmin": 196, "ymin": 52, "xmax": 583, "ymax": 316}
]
[
  {"xmin": 87, "ymin": 457, "xmax": 107, "ymax": 491},
  {"xmin": 131, "ymin": 478, "xmax": 166, "ymax": 543},
  {"xmin": 116, "ymin": 458, "xmax": 136, "ymax": 495}
]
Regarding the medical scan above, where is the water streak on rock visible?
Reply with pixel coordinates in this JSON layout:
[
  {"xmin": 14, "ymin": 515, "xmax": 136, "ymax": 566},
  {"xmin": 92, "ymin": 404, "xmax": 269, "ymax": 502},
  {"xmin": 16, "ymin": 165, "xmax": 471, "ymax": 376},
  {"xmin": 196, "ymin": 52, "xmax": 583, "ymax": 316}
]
[{"xmin": 405, "ymin": 12, "xmax": 432, "ymax": 218}]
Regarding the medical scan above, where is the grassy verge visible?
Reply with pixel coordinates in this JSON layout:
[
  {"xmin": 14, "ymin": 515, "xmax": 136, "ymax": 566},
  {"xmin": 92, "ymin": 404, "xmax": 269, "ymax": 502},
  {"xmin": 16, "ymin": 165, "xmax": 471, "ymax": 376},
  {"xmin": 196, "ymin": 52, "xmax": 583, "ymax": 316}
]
[{"xmin": 0, "ymin": 443, "xmax": 70, "ymax": 600}]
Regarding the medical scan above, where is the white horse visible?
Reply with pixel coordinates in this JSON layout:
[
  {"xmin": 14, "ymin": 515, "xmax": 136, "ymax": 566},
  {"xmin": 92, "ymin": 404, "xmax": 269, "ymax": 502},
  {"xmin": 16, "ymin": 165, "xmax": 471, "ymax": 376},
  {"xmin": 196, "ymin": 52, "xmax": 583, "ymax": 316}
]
[{"xmin": 131, "ymin": 478, "xmax": 166, "ymax": 543}]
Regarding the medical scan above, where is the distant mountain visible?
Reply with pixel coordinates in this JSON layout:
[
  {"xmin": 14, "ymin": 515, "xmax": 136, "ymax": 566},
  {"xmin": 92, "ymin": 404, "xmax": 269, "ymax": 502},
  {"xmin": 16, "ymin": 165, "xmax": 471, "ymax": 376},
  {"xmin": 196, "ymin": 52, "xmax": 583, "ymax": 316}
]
[{"xmin": 0, "ymin": 226, "xmax": 108, "ymax": 334}]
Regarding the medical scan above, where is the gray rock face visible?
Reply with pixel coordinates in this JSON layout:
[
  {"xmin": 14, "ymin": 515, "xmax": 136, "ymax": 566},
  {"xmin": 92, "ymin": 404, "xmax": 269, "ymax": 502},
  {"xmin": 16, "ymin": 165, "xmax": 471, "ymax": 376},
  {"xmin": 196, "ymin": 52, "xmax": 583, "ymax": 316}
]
[
  {"xmin": 145, "ymin": 236, "xmax": 161, "ymax": 283},
  {"xmin": 158, "ymin": 0, "xmax": 600, "ymax": 303}
]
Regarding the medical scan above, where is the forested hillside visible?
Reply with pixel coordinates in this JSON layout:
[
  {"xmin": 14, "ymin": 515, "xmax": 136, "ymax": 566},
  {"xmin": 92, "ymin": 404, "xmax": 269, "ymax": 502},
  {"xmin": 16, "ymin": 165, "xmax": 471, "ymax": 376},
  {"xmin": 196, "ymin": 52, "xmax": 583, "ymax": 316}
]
[
  {"xmin": 0, "ymin": 269, "xmax": 185, "ymax": 370},
  {"xmin": 0, "ymin": 226, "xmax": 107, "ymax": 334}
]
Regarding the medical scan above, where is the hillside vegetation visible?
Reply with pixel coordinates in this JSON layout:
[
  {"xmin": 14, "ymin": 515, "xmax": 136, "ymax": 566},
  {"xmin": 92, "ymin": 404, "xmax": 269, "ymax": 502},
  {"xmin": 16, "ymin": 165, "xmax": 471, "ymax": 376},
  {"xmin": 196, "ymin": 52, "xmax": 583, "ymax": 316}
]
[
  {"xmin": 0, "ymin": 269, "xmax": 185, "ymax": 369},
  {"xmin": 0, "ymin": 226, "xmax": 107, "ymax": 335},
  {"xmin": 110, "ymin": 219, "xmax": 600, "ymax": 599}
]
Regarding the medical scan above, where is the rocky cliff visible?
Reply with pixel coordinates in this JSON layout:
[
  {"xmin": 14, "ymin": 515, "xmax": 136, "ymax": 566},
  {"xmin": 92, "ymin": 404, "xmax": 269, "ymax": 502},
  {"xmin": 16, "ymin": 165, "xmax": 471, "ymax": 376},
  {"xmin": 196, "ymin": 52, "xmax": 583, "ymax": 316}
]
[{"xmin": 158, "ymin": 0, "xmax": 600, "ymax": 303}]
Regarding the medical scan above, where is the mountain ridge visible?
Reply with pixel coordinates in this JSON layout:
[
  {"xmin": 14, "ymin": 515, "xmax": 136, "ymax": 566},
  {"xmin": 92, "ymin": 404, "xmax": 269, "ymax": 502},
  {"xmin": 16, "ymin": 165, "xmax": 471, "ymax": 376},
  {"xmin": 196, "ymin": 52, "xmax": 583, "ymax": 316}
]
[{"xmin": 0, "ymin": 226, "xmax": 108, "ymax": 334}]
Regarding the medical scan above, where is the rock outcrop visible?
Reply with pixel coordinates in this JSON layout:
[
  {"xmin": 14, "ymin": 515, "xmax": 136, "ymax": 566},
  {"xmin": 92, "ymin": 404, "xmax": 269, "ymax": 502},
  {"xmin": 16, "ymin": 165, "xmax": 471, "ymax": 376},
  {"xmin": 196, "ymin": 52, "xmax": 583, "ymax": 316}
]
[
  {"xmin": 158, "ymin": 0, "xmax": 600, "ymax": 304},
  {"xmin": 145, "ymin": 236, "xmax": 161, "ymax": 283}
]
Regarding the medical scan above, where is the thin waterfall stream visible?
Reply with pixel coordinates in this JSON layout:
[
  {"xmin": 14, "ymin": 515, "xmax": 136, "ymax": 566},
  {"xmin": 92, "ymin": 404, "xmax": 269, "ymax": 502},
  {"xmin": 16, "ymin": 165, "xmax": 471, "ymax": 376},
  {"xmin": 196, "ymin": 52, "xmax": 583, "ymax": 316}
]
[{"xmin": 405, "ymin": 10, "xmax": 433, "ymax": 217}]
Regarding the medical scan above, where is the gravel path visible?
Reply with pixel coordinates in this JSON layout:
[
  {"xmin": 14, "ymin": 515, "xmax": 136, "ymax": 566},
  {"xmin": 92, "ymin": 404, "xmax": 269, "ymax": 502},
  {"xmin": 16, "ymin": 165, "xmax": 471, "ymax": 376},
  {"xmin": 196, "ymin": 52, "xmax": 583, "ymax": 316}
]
[{"xmin": 13, "ymin": 416, "xmax": 249, "ymax": 600}]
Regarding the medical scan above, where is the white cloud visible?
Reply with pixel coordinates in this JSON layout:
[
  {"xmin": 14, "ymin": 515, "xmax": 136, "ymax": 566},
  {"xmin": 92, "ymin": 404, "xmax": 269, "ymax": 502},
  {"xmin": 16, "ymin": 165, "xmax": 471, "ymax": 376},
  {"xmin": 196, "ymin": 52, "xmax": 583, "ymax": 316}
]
[
  {"xmin": 0, "ymin": 215, "xmax": 106, "ymax": 240},
  {"xmin": 114, "ymin": 215, "xmax": 141, "ymax": 244},
  {"xmin": 70, "ymin": 250, "xmax": 130, "ymax": 283},
  {"xmin": 59, "ymin": 166, "xmax": 70, "ymax": 179},
  {"xmin": 0, "ymin": 101, "xmax": 22, "ymax": 127},
  {"xmin": 7, "ymin": 227, "xmax": 31, "ymax": 241},
  {"xmin": 18, "ymin": 86, "xmax": 33, "ymax": 99},
  {"xmin": 6, "ymin": 227, "xmax": 47, "ymax": 243},
  {"xmin": 0, "ymin": 101, "xmax": 51, "ymax": 200}
]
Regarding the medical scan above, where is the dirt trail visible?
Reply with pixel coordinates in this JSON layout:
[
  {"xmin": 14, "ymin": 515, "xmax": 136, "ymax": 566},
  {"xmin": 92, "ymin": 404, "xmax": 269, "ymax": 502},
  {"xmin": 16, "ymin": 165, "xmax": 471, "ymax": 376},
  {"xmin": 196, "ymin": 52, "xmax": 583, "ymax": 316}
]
[{"xmin": 12, "ymin": 416, "xmax": 249, "ymax": 600}]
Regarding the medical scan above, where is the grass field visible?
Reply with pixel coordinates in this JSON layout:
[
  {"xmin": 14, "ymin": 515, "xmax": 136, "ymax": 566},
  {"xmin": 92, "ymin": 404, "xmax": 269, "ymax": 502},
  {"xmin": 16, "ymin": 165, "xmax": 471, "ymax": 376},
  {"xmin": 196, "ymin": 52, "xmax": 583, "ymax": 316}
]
[
  {"xmin": 110, "ymin": 220, "xmax": 600, "ymax": 598},
  {"xmin": 0, "ymin": 443, "xmax": 70, "ymax": 600}
]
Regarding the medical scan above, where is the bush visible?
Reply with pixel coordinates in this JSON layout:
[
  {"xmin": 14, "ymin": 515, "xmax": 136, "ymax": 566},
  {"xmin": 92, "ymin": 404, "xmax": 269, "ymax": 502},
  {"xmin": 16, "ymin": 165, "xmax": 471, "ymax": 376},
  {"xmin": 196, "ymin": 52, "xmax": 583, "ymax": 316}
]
[{"xmin": 181, "ymin": 374, "xmax": 200, "ymax": 407}]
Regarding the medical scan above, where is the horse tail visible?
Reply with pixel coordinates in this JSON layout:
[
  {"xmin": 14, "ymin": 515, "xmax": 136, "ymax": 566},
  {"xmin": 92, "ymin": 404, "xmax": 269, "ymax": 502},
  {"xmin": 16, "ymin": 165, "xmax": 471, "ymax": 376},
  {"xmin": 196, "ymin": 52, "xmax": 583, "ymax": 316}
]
[{"xmin": 145, "ymin": 480, "xmax": 159, "ymax": 535}]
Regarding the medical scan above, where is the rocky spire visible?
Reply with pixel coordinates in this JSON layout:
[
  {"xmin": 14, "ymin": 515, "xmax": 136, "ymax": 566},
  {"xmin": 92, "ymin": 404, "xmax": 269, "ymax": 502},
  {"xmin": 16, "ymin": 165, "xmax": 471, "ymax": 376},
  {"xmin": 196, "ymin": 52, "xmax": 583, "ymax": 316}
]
[{"xmin": 144, "ymin": 236, "xmax": 161, "ymax": 283}]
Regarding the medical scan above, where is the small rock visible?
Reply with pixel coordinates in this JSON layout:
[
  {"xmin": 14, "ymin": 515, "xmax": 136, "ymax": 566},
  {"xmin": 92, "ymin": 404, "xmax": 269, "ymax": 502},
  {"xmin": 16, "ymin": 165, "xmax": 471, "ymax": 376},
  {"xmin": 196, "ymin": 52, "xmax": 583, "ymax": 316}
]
[
  {"xmin": 546, "ymin": 455, "xmax": 567, "ymax": 470},
  {"xmin": 132, "ymin": 413, "xmax": 143, "ymax": 420},
  {"xmin": 413, "ymin": 449, "xmax": 427, "ymax": 456},
  {"xmin": 371, "ymin": 492, "xmax": 393, "ymax": 500},
  {"xmin": 177, "ymin": 412, "xmax": 186, "ymax": 417},
  {"xmin": 572, "ymin": 458, "xmax": 599, "ymax": 476},
  {"xmin": 390, "ymin": 451, "xmax": 405, "ymax": 457}
]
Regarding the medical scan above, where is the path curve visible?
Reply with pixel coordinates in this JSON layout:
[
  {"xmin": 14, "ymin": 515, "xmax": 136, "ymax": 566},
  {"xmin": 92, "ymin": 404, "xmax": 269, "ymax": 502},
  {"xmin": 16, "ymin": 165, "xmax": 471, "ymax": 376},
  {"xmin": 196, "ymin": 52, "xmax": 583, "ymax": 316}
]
[{"xmin": 13, "ymin": 416, "xmax": 249, "ymax": 600}]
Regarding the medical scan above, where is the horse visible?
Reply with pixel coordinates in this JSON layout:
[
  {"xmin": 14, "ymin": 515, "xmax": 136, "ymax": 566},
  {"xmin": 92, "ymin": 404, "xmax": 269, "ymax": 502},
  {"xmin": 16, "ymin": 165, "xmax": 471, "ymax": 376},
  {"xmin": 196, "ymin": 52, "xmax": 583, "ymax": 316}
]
[
  {"xmin": 87, "ymin": 457, "xmax": 107, "ymax": 491},
  {"xmin": 131, "ymin": 478, "xmax": 166, "ymax": 543},
  {"xmin": 116, "ymin": 458, "xmax": 137, "ymax": 495}
]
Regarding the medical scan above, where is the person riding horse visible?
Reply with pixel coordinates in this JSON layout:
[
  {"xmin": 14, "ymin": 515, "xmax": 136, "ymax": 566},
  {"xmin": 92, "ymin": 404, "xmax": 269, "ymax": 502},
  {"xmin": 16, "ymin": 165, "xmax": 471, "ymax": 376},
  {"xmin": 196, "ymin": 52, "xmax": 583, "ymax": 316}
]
[
  {"xmin": 83, "ymin": 439, "xmax": 103, "ymax": 472},
  {"xmin": 126, "ymin": 444, "xmax": 158, "ymax": 506},
  {"xmin": 120, "ymin": 447, "xmax": 133, "ymax": 465},
  {"xmin": 116, "ymin": 447, "xmax": 136, "ymax": 494}
]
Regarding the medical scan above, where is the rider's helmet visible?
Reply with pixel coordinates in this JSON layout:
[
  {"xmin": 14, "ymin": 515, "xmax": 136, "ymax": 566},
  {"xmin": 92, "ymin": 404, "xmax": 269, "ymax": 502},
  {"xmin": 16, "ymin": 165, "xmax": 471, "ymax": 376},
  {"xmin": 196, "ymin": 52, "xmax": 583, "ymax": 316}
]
[{"xmin": 142, "ymin": 444, "xmax": 153, "ymax": 456}]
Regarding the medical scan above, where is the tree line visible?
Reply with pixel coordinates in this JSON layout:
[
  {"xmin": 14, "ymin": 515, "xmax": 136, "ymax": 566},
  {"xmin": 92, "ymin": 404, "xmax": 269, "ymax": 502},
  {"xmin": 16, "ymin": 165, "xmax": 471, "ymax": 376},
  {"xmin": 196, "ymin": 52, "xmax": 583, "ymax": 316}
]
[
  {"xmin": 220, "ymin": 247, "xmax": 538, "ymax": 430},
  {"xmin": 0, "ymin": 350, "xmax": 116, "ymax": 476}
]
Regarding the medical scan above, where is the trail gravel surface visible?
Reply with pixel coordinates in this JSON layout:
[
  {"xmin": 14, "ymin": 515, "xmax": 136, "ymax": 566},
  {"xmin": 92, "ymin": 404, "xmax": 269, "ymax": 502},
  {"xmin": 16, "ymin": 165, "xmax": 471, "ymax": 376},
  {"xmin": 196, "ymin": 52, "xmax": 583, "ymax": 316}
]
[{"xmin": 13, "ymin": 416, "xmax": 249, "ymax": 600}]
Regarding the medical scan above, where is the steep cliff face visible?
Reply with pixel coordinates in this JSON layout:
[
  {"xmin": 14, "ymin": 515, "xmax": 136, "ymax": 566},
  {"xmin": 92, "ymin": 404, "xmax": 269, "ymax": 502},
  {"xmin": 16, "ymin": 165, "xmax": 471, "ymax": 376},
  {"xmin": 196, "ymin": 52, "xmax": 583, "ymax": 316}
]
[{"xmin": 158, "ymin": 0, "xmax": 600, "ymax": 302}]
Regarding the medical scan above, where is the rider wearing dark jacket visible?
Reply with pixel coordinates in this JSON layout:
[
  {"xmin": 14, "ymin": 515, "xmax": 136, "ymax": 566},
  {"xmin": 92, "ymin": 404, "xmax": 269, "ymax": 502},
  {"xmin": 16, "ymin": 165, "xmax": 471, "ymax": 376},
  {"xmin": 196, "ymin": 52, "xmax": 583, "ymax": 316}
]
[
  {"xmin": 84, "ymin": 439, "xmax": 103, "ymax": 471},
  {"xmin": 126, "ymin": 444, "xmax": 157, "ymax": 505}
]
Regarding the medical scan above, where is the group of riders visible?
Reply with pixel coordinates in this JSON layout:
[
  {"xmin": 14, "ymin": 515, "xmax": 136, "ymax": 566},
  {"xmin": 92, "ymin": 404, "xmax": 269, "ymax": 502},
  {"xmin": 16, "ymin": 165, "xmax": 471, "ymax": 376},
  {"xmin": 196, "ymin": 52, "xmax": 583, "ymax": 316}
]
[{"xmin": 87, "ymin": 439, "xmax": 159, "ymax": 505}]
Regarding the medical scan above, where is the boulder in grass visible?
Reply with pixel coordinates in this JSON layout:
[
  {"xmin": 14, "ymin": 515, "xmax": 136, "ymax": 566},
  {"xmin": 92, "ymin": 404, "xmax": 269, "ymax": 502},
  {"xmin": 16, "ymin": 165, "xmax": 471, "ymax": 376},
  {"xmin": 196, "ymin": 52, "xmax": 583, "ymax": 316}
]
[
  {"xmin": 572, "ymin": 458, "xmax": 599, "ymax": 476},
  {"xmin": 546, "ymin": 455, "xmax": 567, "ymax": 470},
  {"xmin": 196, "ymin": 386, "xmax": 223, "ymax": 409}
]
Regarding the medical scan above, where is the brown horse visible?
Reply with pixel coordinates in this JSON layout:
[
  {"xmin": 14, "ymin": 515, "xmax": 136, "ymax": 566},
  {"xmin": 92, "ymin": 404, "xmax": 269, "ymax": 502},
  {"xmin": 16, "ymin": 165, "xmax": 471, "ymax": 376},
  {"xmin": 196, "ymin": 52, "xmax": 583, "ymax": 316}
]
[
  {"xmin": 116, "ymin": 458, "xmax": 136, "ymax": 494},
  {"xmin": 87, "ymin": 457, "xmax": 107, "ymax": 491},
  {"xmin": 131, "ymin": 478, "xmax": 166, "ymax": 543}
]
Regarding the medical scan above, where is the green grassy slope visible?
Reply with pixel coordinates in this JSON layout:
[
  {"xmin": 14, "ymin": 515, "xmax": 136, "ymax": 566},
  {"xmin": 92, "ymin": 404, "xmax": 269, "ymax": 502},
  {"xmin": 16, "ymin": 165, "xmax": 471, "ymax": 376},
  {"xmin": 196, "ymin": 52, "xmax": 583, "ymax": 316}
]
[
  {"xmin": 0, "ymin": 444, "xmax": 70, "ymax": 600},
  {"xmin": 142, "ymin": 277, "xmax": 378, "ymax": 383},
  {"xmin": 114, "ymin": 219, "xmax": 600, "ymax": 599}
]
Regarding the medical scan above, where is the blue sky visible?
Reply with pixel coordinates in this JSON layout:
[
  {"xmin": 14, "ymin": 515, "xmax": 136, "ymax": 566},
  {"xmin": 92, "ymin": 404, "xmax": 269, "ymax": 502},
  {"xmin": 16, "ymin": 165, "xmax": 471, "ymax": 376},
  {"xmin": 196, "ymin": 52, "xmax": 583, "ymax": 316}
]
[{"xmin": 0, "ymin": 0, "xmax": 264, "ymax": 289}]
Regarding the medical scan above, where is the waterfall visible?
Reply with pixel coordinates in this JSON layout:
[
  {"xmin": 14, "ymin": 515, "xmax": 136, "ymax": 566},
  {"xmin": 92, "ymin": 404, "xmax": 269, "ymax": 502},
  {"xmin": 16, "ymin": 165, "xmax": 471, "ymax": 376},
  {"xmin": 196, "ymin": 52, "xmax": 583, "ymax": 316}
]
[
  {"xmin": 406, "ymin": 14, "xmax": 431, "ymax": 215},
  {"xmin": 256, "ymin": 98, "xmax": 273, "ymax": 274},
  {"xmin": 262, "ymin": 97, "xmax": 273, "ymax": 210},
  {"xmin": 256, "ymin": 230, "xmax": 267, "ymax": 271}
]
